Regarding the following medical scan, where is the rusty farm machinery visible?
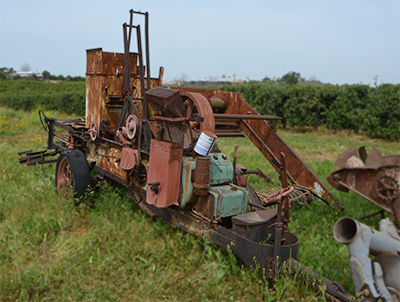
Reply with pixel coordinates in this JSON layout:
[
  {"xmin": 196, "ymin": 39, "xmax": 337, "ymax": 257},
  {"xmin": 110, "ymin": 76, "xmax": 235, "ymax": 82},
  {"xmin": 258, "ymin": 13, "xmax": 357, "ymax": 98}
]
[
  {"xmin": 328, "ymin": 147, "xmax": 400, "ymax": 301},
  {"xmin": 18, "ymin": 10, "xmax": 399, "ymax": 301}
]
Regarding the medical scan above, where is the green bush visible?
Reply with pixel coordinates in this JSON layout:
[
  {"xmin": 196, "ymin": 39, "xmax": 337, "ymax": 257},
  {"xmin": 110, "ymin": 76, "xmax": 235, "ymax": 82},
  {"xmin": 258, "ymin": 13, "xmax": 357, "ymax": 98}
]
[
  {"xmin": 1, "ymin": 78, "xmax": 398, "ymax": 141},
  {"xmin": 212, "ymin": 82, "xmax": 399, "ymax": 141},
  {"xmin": 361, "ymin": 84, "xmax": 400, "ymax": 140},
  {"xmin": 0, "ymin": 79, "xmax": 85, "ymax": 115}
]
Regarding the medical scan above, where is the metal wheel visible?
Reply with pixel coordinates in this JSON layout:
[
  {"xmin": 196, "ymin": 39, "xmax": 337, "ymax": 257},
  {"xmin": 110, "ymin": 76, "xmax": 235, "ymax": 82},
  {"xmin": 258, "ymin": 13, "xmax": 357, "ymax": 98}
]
[
  {"xmin": 89, "ymin": 121, "xmax": 99, "ymax": 141},
  {"xmin": 180, "ymin": 92, "xmax": 215, "ymax": 133},
  {"xmin": 39, "ymin": 109, "xmax": 50, "ymax": 133},
  {"xmin": 55, "ymin": 149, "xmax": 90, "ymax": 198}
]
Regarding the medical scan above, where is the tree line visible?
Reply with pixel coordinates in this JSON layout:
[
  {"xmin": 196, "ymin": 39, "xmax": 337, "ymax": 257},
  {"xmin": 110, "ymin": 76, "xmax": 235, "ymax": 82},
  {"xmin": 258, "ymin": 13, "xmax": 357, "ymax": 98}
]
[
  {"xmin": 212, "ymin": 82, "xmax": 399, "ymax": 141},
  {"xmin": 0, "ymin": 78, "xmax": 398, "ymax": 141}
]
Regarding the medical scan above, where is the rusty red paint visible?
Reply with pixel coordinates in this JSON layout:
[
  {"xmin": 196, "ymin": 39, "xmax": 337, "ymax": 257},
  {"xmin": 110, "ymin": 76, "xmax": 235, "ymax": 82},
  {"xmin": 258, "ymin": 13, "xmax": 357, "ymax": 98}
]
[
  {"xmin": 328, "ymin": 147, "xmax": 400, "ymax": 224},
  {"xmin": 119, "ymin": 147, "xmax": 140, "ymax": 170},
  {"xmin": 146, "ymin": 139, "xmax": 183, "ymax": 207}
]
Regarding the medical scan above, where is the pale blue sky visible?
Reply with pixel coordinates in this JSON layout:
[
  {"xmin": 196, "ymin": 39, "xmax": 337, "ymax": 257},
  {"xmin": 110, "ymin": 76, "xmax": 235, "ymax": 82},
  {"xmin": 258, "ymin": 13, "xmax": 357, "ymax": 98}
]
[{"xmin": 1, "ymin": 0, "xmax": 399, "ymax": 85}]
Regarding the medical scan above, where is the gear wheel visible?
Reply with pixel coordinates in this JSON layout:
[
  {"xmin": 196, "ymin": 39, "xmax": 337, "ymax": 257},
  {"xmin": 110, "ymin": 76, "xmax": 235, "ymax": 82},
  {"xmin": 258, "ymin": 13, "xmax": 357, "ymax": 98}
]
[{"xmin": 374, "ymin": 175, "xmax": 399, "ymax": 203}]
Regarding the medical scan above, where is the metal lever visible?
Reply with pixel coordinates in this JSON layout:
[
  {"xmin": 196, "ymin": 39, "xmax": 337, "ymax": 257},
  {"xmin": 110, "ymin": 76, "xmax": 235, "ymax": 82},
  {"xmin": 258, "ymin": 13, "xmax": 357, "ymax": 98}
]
[{"xmin": 148, "ymin": 182, "xmax": 161, "ymax": 194}]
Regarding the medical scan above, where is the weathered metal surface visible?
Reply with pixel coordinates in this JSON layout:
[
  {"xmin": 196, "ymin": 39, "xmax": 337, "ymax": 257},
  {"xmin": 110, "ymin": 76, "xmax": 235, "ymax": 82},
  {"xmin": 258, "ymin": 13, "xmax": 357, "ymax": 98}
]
[
  {"xmin": 119, "ymin": 147, "xmax": 140, "ymax": 170},
  {"xmin": 374, "ymin": 254, "xmax": 400, "ymax": 299},
  {"xmin": 256, "ymin": 186, "xmax": 313, "ymax": 206},
  {"xmin": 18, "ymin": 149, "xmax": 59, "ymax": 165},
  {"xmin": 207, "ymin": 184, "xmax": 248, "ymax": 219},
  {"xmin": 211, "ymin": 226, "xmax": 298, "ymax": 274},
  {"xmin": 86, "ymin": 143, "xmax": 126, "ymax": 179},
  {"xmin": 146, "ymin": 139, "xmax": 183, "ymax": 207},
  {"xmin": 334, "ymin": 217, "xmax": 400, "ymax": 300},
  {"xmin": 328, "ymin": 147, "xmax": 400, "ymax": 223},
  {"xmin": 146, "ymin": 87, "xmax": 186, "ymax": 117},
  {"xmin": 175, "ymin": 87, "xmax": 342, "ymax": 209},
  {"xmin": 232, "ymin": 209, "xmax": 277, "ymax": 242},
  {"xmin": 209, "ymin": 153, "xmax": 233, "ymax": 185},
  {"xmin": 180, "ymin": 91, "xmax": 215, "ymax": 133},
  {"xmin": 193, "ymin": 156, "xmax": 210, "ymax": 196}
]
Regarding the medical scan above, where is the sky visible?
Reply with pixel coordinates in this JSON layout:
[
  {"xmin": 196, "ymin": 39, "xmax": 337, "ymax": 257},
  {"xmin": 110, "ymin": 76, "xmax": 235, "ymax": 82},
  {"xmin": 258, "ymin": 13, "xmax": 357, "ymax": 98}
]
[{"xmin": 0, "ymin": 0, "xmax": 399, "ymax": 85}]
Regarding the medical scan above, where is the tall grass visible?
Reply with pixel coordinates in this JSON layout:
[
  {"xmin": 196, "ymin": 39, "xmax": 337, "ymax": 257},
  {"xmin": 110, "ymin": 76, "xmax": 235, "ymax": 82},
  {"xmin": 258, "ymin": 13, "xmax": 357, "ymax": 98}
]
[{"xmin": 1, "ymin": 107, "xmax": 398, "ymax": 301}]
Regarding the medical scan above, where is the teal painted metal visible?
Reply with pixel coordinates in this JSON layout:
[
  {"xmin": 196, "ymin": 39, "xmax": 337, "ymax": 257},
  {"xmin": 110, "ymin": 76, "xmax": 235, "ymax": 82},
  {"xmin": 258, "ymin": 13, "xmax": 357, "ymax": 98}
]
[
  {"xmin": 209, "ymin": 153, "xmax": 233, "ymax": 185},
  {"xmin": 180, "ymin": 153, "xmax": 242, "ymax": 215},
  {"xmin": 209, "ymin": 184, "xmax": 249, "ymax": 219}
]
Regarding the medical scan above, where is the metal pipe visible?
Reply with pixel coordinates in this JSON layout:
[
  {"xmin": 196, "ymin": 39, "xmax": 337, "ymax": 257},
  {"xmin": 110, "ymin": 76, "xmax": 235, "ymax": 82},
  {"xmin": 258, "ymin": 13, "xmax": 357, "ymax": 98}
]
[
  {"xmin": 214, "ymin": 114, "xmax": 282, "ymax": 121},
  {"xmin": 333, "ymin": 217, "xmax": 400, "ymax": 299}
]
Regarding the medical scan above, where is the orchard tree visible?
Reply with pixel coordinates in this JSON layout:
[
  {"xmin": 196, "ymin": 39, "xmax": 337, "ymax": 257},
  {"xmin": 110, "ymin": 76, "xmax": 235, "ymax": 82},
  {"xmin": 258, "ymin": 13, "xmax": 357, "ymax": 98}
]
[
  {"xmin": 42, "ymin": 70, "xmax": 50, "ymax": 80},
  {"xmin": 280, "ymin": 71, "xmax": 303, "ymax": 84}
]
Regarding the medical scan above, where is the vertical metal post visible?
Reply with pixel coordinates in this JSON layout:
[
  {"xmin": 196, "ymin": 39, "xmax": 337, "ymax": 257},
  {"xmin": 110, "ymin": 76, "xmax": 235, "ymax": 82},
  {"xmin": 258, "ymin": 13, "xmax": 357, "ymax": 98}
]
[
  {"xmin": 47, "ymin": 119, "xmax": 55, "ymax": 149},
  {"xmin": 144, "ymin": 12, "xmax": 151, "ymax": 90},
  {"xmin": 128, "ymin": 10, "xmax": 134, "ymax": 46},
  {"xmin": 123, "ymin": 23, "xmax": 131, "ymax": 94},
  {"xmin": 136, "ymin": 25, "xmax": 148, "ymax": 119},
  {"xmin": 280, "ymin": 152, "xmax": 290, "ymax": 243}
]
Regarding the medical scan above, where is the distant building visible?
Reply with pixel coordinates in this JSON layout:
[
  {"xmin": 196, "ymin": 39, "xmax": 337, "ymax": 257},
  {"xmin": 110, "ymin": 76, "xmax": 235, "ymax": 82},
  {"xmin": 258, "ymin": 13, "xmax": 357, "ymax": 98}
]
[
  {"xmin": 12, "ymin": 71, "xmax": 44, "ymax": 80},
  {"xmin": 164, "ymin": 76, "xmax": 244, "ymax": 87}
]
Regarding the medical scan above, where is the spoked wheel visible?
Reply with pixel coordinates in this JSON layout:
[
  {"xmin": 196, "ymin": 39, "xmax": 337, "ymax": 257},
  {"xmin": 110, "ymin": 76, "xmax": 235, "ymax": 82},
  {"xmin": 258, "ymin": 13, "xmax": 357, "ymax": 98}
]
[
  {"xmin": 55, "ymin": 149, "xmax": 90, "ymax": 199},
  {"xmin": 39, "ymin": 109, "xmax": 50, "ymax": 133}
]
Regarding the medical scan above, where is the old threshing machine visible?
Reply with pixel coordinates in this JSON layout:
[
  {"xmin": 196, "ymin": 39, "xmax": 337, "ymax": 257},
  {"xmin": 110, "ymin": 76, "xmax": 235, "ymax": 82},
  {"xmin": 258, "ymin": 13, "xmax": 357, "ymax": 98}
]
[{"xmin": 19, "ymin": 11, "xmax": 355, "ymax": 301}]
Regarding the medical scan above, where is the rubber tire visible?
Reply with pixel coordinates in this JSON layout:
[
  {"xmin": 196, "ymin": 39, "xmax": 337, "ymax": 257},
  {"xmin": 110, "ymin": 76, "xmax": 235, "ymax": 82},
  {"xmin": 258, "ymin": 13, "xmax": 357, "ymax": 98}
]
[{"xmin": 55, "ymin": 149, "xmax": 90, "ymax": 198}]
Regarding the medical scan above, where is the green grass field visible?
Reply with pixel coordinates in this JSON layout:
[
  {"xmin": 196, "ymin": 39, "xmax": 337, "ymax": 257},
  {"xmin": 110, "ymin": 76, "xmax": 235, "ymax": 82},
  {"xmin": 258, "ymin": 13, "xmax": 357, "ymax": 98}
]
[{"xmin": 1, "ymin": 106, "xmax": 398, "ymax": 301}]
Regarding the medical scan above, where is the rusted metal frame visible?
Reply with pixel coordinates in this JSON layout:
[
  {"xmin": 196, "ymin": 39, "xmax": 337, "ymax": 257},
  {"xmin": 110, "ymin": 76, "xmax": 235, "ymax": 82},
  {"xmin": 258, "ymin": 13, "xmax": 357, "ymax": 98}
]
[
  {"xmin": 273, "ymin": 201, "xmax": 283, "ymax": 275},
  {"xmin": 337, "ymin": 180, "xmax": 390, "ymax": 211},
  {"xmin": 288, "ymin": 190, "xmax": 311, "ymax": 203},
  {"xmin": 280, "ymin": 153, "xmax": 290, "ymax": 244},
  {"xmin": 295, "ymin": 184, "xmax": 331, "ymax": 207},
  {"xmin": 123, "ymin": 24, "xmax": 131, "ymax": 94},
  {"xmin": 236, "ymin": 169, "xmax": 272, "ymax": 184},
  {"xmin": 114, "ymin": 98, "xmax": 130, "ymax": 141},
  {"xmin": 18, "ymin": 149, "xmax": 59, "ymax": 165},
  {"xmin": 214, "ymin": 131, "xmax": 245, "ymax": 137},
  {"xmin": 123, "ymin": 21, "xmax": 148, "ymax": 118},
  {"xmin": 228, "ymin": 93, "xmax": 342, "ymax": 207},
  {"xmin": 47, "ymin": 118, "xmax": 55, "ymax": 149},
  {"xmin": 127, "ymin": 10, "xmax": 134, "ymax": 47},
  {"xmin": 135, "ymin": 25, "xmax": 148, "ymax": 119},
  {"xmin": 54, "ymin": 118, "xmax": 85, "ymax": 123},
  {"xmin": 95, "ymin": 166, "xmax": 127, "ymax": 186},
  {"xmin": 240, "ymin": 120, "xmax": 295, "ymax": 183},
  {"xmin": 241, "ymin": 119, "xmax": 344, "ymax": 210},
  {"xmin": 52, "ymin": 130, "xmax": 70, "ymax": 145},
  {"xmin": 140, "ymin": 197, "xmax": 298, "ymax": 278},
  {"xmin": 97, "ymin": 137, "xmax": 125, "ymax": 149},
  {"xmin": 126, "ymin": 94, "xmax": 142, "ymax": 119},
  {"xmin": 150, "ymin": 116, "xmax": 190, "ymax": 122},
  {"xmin": 214, "ymin": 114, "xmax": 282, "ymax": 121},
  {"xmin": 53, "ymin": 120, "xmax": 77, "ymax": 131},
  {"xmin": 130, "ymin": 10, "xmax": 151, "ymax": 91}
]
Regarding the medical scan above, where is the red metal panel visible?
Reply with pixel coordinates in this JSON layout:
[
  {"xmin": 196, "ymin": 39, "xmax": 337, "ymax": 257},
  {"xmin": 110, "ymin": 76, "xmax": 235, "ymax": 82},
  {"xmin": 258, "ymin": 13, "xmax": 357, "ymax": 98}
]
[{"xmin": 146, "ymin": 139, "xmax": 183, "ymax": 208}]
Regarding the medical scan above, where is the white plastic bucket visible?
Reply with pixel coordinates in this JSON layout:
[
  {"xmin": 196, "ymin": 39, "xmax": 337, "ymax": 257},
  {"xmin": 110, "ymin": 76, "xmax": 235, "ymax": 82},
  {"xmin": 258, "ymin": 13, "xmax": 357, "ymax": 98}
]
[{"xmin": 194, "ymin": 131, "xmax": 217, "ymax": 156}]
